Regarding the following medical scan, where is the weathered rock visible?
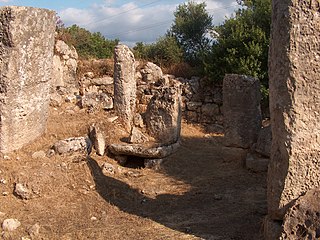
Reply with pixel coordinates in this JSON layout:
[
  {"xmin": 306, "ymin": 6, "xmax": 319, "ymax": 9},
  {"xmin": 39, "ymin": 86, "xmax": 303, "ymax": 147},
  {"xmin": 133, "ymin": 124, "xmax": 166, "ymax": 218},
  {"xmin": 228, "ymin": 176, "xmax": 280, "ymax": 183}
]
[
  {"xmin": 263, "ymin": 216, "xmax": 282, "ymax": 240},
  {"xmin": 53, "ymin": 40, "xmax": 78, "ymax": 91},
  {"xmin": 281, "ymin": 189, "xmax": 320, "ymax": 239},
  {"xmin": 89, "ymin": 125, "xmax": 106, "ymax": 156},
  {"xmin": 0, "ymin": 6, "xmax": 56, "ymax": 153},
  {"xmin": 31, "ymin": 151, "xmax": 46, "ymax": 159},
  {"xmin": 53, "ymin": 137, "xmax": 92, "ymax": 155},
  {"xmin": 200, "ymin": 103, "xmax": 220, "ymax": 123},
  {"xmin": 186, "ymin": 101, "xmax": 202, "ymax": 111},
  {"xmin": 14, "ymin": 183, "xmax": 32, "ymax": 199},
  {"xmin": 28, "ymin": 223, "xmax": 40, "ymax": 238},
  {"xmin": 140, "ymin": 62, "xmax": 163, "ymax": 83},
  {"xmin": 50, "ymin": 92, "xmax": 64, "ymax": 107},
  {"xmin": 109, "ymin": 142, "xmax": 180, "ymax": 159},
  {"xmin": 2, "ymin": 219, "xmax": 21, "ymax": 231},
  {"xmin": 133, "ymin": 113, "xmax": 144, "ymax": 128},
  {"xmin": 246, "ymin": 153, "xmax": 269, "ymax": 172},
  {"xmin": 267, "ymin": 0, "xmax": 320, "ymax": 220},
  {"xmin": 101, "ymin": 162, "xmax": 115, "ymax": 175},
  {"xmin": 255, "ymin": 125, "xmax": 272, "ymax": 158},
  {"xmin": 223, "ymin": 74, "xmax": 261, "ymax": 148},
  {"xmin": 145, "ymin": 87, "xmax": 181, "ymax": 145},
  {"xmin": 80, "ymin": 93, "xmax": 113, "ymax": 111},
  {"xmin": 114, "ymin": 44, "xmax": 136, "ymax": 131},
  {"xmin": 90, "ymin": 76, "xmax": 114, "ymax": 86},
  {"xmin": 129, "ymin": 127, "xmax": 149, "ymax": 144},
  {"xmin": 144, "ymin": 158, "xmax": 164, "ymax": 170}
]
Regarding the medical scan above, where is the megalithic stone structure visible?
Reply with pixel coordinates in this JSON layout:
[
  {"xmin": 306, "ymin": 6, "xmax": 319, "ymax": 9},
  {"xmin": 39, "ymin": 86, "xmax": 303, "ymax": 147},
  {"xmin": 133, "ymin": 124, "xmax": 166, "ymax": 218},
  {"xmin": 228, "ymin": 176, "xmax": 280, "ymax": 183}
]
[
  {"xmin": 0, "ymin": 6, "xmax": 56, "ymax": 153},
  {"xmin": 223, "ymin": 74, "xmax": 262, "ymax": 149},
  {"xmin": 113, "ymin": 44, "xmax": 136, "ymax": 132},
  {"xmin": 267, "ymin": 0, "xmax": 320, "ymax": 220}
]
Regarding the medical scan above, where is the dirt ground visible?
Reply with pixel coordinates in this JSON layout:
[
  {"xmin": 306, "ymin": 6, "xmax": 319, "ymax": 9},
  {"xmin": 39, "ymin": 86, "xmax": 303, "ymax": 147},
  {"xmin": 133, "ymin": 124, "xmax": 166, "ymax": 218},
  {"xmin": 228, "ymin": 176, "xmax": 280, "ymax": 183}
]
[{"xmin": 0, "ymin": 105, "xmax": 267, "ymax": 240}]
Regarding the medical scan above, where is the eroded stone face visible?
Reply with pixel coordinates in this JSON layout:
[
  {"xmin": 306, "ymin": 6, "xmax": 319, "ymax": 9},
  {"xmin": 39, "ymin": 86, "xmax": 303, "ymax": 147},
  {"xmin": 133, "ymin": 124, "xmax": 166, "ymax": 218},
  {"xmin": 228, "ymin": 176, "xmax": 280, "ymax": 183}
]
[
  {"xmin": 145, "ymin": 86, "xmax": 181, "ymax": 145},
  {"xmin": 113, "ymin": 44, "xmax": 136, "ymax": 132},
  {"xmin": 267, "ymin": 0, "xmax": 320, "ymax": 220},
  {"xmin": 281, "ymin": 189, "xmax": 320, "ymax": 239},
  {"xmin": 223, "ymin": 74, "xmax": 261, "ymax": 149},
  {"xmin": 0, "ymin": 6, "xmax": 56, "ymax": 153}
]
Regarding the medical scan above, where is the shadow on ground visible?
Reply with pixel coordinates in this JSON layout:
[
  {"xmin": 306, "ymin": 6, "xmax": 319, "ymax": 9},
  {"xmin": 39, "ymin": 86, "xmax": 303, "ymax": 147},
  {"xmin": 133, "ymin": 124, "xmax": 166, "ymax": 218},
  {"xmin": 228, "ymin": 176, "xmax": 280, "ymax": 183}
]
[{"xmin": 87, "ymin": 134, "xmax": 267, "ymax": 240}]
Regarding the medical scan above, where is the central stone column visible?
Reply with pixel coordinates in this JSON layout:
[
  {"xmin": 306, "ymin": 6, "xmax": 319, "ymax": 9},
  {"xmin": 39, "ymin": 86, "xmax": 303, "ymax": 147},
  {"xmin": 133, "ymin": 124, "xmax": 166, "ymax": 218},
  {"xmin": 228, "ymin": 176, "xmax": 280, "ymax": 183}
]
[
  {"xmin": 113, "ymin": 44, "xmax": 136, "ymax": 132},
  {"xmin": 0, "ymin": 6, "xmax": 56, "ymax": 153}
]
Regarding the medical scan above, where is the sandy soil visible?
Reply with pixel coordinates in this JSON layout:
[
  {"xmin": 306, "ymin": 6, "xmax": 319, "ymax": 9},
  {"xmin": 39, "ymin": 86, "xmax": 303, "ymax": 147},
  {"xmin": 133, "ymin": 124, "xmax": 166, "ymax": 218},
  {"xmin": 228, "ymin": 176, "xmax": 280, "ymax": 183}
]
[{"xmin": 0, "ymin": 105, "xmax": 267, "ymax": 240}]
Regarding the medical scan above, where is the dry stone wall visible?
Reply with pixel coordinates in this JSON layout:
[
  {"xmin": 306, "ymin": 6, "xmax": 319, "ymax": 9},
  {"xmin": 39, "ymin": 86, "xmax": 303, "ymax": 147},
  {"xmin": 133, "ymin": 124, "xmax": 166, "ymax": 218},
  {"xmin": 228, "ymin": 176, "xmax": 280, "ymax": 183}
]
[
  {"xmin": 52, "ymin": 40, "xmax": 78, "ymax": 93},
  {"xmin": 0, "ymin": 6, "xmax": 56, "ymax": 153},
  {"xmin": 267, "ymin": 0, "xmax": 320, "ymax": 221}
]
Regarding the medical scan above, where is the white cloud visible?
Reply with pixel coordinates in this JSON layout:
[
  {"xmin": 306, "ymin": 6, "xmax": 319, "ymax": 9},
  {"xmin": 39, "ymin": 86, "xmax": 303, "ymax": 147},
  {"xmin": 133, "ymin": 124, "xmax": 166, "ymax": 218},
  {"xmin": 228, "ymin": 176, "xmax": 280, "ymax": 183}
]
[{"xmin": 59, "ymin": 1, "xmax": 239, "ymax": 46}]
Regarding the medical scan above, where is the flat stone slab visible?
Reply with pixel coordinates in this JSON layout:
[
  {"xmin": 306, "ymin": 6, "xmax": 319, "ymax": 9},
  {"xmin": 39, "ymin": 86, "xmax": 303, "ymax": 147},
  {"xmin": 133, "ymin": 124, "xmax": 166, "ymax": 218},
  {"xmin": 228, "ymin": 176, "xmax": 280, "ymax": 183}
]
[{"xmin": 108, "ymin": 142, "xmax": 180, "ymax": 159}]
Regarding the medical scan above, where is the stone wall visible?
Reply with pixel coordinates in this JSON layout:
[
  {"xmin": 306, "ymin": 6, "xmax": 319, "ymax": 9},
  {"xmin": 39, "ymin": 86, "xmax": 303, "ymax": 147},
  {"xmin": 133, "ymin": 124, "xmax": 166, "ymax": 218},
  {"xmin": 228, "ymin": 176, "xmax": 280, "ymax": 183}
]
[
  {"xmin": 52, "ymin": 40, "xmax": 78, "ymax": 93},
  {"xmin": 0, "ymin": 6, "xmax": 56, "ymax": 153},
  {"xmin": 180, "ymin": 77, "xmax": 223, "ymax": 125}
]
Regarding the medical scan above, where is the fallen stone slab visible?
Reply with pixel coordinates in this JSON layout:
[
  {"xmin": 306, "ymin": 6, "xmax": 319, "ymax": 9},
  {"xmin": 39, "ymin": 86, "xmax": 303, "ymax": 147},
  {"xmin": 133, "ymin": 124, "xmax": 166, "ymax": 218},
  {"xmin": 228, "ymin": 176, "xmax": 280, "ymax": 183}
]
[
  {"xmin": 53, "ymin": 137, "xmax": 92, "ymax": 155},
  {"xmin": 108, "ymin": 142, "xmax": 180, "ymax": 159}
]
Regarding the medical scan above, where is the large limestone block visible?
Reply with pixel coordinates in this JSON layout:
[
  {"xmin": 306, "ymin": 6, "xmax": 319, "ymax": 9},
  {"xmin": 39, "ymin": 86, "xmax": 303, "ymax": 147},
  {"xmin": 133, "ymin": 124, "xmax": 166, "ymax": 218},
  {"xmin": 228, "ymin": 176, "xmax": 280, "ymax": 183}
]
[
  {"xmin": 223, "ymin": 74, "xmax": 261, "ymax": 148},
  {"xmin": 113, "ymin": 44, "xmax": 136, "ymax": 132},
  {"xmin": 0, "ymin": 6, "xmax": 56, "ymax": 153},
  {"xmin": 267, "ymin": 0, "xmax": 320, "ymax": 220},
  {"xmin": 145, "ymin": 86, "xmax": 181, "ymax": 145}
]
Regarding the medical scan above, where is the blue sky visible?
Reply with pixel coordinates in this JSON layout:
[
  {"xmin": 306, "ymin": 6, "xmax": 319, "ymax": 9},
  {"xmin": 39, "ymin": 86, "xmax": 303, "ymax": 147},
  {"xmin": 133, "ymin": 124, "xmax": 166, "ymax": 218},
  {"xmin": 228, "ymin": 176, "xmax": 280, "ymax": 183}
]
[{"xmin": 0, "ymin": 0, "xmax": 239, "ymax": 46}]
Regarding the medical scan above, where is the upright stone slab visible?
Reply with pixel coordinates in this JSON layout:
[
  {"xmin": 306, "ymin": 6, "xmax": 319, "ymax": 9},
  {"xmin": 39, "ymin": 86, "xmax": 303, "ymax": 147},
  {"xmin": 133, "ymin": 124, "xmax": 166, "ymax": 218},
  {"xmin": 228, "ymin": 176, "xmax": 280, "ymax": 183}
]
[
  {"xmin": 113, "ymin": 44, "xmax": 136, "ymax": 132},
  {"xmin": 268, "ymin": 0, "xmax": 320, "ymax": 220},
  {"xmin": 223, "ymin": 74, "xmax": 261, "ymax": 148},
  {"xmin": 0, "ymin": 7, "xmax": 56, "ymax": 153},
  {"xmin": 145, "ymin": 86, "xmax": 181, "ymax": 145}
]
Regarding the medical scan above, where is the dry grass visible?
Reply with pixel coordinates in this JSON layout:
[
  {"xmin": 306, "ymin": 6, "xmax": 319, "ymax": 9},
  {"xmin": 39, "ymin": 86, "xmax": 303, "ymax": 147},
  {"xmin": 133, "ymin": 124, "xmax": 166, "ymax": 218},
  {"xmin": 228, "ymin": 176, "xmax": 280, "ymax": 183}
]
[{"xmin": 77, "ymin": 59, "xmax": 114, "ymax": 79}]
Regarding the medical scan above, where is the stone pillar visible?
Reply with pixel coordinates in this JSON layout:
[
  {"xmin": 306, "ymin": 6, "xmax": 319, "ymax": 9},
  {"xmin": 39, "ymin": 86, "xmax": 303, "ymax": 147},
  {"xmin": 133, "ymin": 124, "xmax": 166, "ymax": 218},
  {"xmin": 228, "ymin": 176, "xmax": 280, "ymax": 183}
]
[
  {"xmin": 267, "ymin": 0, "xmax": 320, "ymax": 220},
  {"xmin": 145, "ymin": 86, "xmax": 181, "ymax": 145},
  {"xmin": 113, "ymin": 44, "xmax": 136, "ymax": 132},
  {"xmin": 223, "ymin": 74, "xmax": 261, "ymax": 148},
  {"xmin": 0, "ymin": 6, "xmax": 56, "ymax": 153}
]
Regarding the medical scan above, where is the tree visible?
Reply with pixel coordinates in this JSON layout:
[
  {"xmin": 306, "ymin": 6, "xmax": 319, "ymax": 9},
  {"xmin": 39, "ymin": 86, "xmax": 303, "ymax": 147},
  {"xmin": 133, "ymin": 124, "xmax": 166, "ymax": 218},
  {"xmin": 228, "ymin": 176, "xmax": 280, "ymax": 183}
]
[
  {"xmin": 204, "ymin": 0, "xmax": 271, "ymax": 91},
  {"xmin": 133, "ymin": 36, "xmax": 184, "ymax": 67},
  {"xmin": 56, "ymin": 24, "xmax": 119, "ymax": 59},
  {"xmin": 170, "ymin": 1, "xmax": 212, "ymax": 65}
]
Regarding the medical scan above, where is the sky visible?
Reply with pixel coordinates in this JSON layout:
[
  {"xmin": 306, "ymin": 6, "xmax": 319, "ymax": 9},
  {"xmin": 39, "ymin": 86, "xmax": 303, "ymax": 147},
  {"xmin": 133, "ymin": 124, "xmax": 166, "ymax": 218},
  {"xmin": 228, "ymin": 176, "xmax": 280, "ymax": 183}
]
[{"xmin": 0, "ymin": 0, "xmax": 240, "ymax": 46}]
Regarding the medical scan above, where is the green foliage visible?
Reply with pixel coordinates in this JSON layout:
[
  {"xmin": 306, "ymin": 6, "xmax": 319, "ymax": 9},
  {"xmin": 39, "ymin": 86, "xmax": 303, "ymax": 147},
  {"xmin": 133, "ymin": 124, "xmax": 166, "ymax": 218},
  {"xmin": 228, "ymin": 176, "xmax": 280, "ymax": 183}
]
[
  {"xmin": 56, "ymin": 24, "xmax": 119, "ymax": 59},
  {"xmin": 133, "ymin": 35, "xmax": 184, "ymax": 67},
  {"xmin": 170, "ymin": 1, "xmax": 212, "ymax": 65},
  {"xmin": 204, "ymin": 0, "xmax": 271, "ymax": 90}
]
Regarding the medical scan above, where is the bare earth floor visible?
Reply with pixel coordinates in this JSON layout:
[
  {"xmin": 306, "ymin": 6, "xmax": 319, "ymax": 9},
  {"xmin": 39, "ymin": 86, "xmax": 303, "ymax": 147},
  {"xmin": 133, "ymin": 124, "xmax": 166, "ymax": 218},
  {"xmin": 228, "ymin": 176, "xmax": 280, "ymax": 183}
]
[{"xmin": 0, "ymin": 107, "xmax": 267, "ymax": 240}]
